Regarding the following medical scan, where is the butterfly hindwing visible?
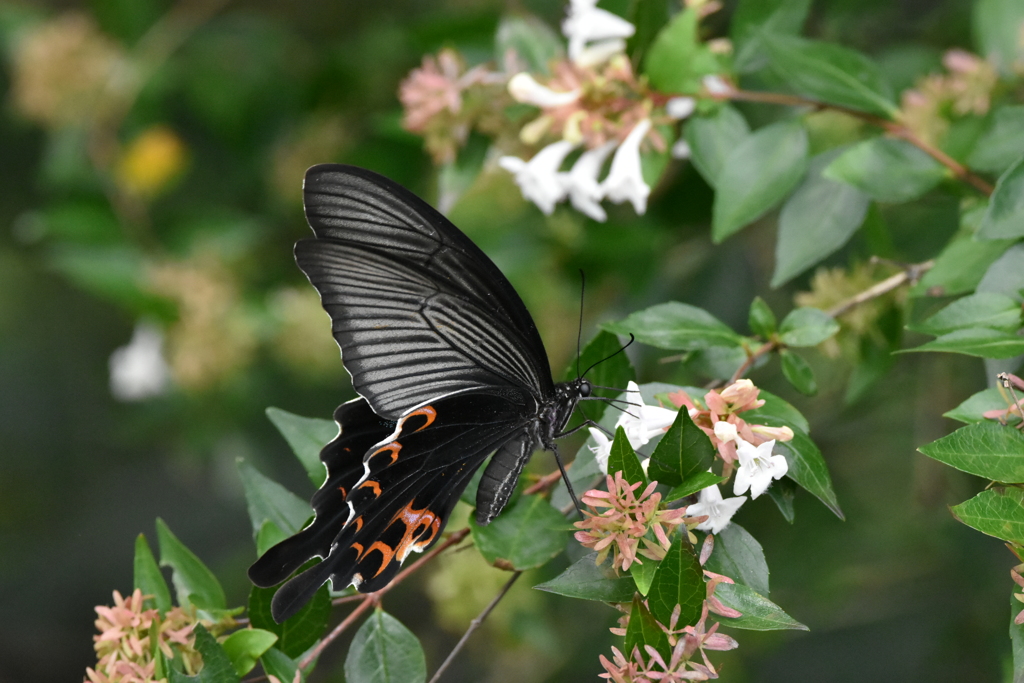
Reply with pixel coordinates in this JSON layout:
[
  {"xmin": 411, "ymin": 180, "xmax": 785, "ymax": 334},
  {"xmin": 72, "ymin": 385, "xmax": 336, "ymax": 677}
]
[{"xmin": 265, "ymin": 388, "xmax": 538, "ymax": 622}]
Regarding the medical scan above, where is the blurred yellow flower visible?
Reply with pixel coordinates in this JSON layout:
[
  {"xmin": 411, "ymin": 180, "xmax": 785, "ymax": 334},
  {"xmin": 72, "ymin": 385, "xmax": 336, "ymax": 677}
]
[{"xmin": 115, "ymin": 126, "xmax": 188, "ymax": 198}]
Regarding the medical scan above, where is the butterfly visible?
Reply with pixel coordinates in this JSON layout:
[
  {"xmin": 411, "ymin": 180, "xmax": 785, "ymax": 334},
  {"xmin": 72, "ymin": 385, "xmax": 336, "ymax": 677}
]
[{"xmin": 248, "ymin": 164, "xmax": 594, "ymax": 622}]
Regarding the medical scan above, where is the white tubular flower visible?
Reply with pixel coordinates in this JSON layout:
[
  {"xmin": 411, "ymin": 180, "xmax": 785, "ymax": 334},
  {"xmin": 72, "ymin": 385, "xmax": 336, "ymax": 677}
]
[
  {"xmin": 563, "ymin": 0, "xmax": 635, "ymax": 66},
  {"xmin": 688, "ymin": 484, "xmax": 746, "ymax": 534},
  {"xmin": 562, "ymin": 140, "xmax": 616, "ymax": 221},
  {"xmin": 588, "ymin": 427, "xmax": 613, "ymax": 474},
  {"xmin": 732, "ymin": 438, "xmax": 789, "ymax": 499},
  {"xmin": 109, "ymin": 323, "xmax": 171, "ymax": 401},
  {"xmin": 665, "ymin": 96, "xmax": 696, "ymax": 120},
  {"xmin": 601, "ymin": 118, "xmax": 651, "ymax": 215},
  {"xmin": 499, "ymin": 140, "xmax": 576, "ymax": 214},
  {"xmin": 616, "ymin": 380, "xmax": 678, "ymax": 448},
  {"xmin": 508, "ymin": 72, "xmax": 581, "ymax": 108}
]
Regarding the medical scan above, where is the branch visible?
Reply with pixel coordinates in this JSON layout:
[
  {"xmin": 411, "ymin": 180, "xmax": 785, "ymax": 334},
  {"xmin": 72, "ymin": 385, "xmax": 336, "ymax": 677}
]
[
  {"xmin": 717, "ymin": 88, "xmax": 995, "ymax": 197},
  {"xmin": 825, "ymin": 259, "xmax": 934, "ymax": 319},
  {"xmin": 299, "ymin": 527, "xmax": 472, "ymax": 670},
  {"xmin": 427, "ymin": 571, "xmax": 523, "ymax": 683}
]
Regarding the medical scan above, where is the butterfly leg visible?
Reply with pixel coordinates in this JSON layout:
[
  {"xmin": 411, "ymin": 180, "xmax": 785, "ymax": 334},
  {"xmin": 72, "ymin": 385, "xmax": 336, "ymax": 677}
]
[
  {"xmin": 549, "ymin": 442, "xmax": 583, "ymax": 518},
  {"xmin": 555, "ymin": 418, "xmax": 611, "ymax": 440}
]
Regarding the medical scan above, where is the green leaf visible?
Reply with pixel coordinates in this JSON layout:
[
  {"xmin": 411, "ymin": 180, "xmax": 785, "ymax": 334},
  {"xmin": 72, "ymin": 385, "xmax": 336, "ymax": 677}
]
[
  {"xmin": 913, "ymin": 234, "xmax": 1013, "ymax": 297},
  {"xmin": 608, "ymin": 426, "xmax": 648, "ymax": 487},
  {"xmin": 626, "ymin": 0, "xmax": 671, "ymax": 69},
  {"xmin": 757, "ymin": 418, "xmax": 843, "ymax": 519},
  {"xmin": 134, "ymin": 533, "xmax": 172, "ymax": 613},
  {"xmin": 712, "ymin": 120, "xmax": 809, "ymax": 242},
  {"xmin": 602, "ymin": 302, "xmax": 744, "ymax": 351},
  {"xmin": 169, "ymin": 624, "xmax": 240, "ymax": 683},
  {"xmin": 979, "ymin": 155, "xmax": 1024, "ymax": 239},
  {"xmin": 944, "ymin": 387, "xmax": 1009, "ymax": 424},
  {"xmin": 918, "ymin": 421, "xmax": 1024, "ymax": 482},
  {"xmin": 647, "ymin": 536, "xmax": 704, "ymax": 627},
  {"xmin": 822, "ymin": 138, "xmax": 945, "ymax": 203},
  {"xmin": 779, "ymin": 307, "xmax": 840, "ymax": 347},
  {"xmin": 977, "ymin": 243, "xmax": 1024, "ymax": 299},
  {"xmin": 265, "ymin": 407, "xmax": 333, "ymax": 486},
  {"xmin": 951, "ymin": 487, "xmax": 1024, "ymax": 544},
  {"xmin": 563, "ymin": 330, "xmax": 635, "ymax": 424},
  {"xmin": 255, "ymin": 520, "xmax": 289, "ymax": 558},
  {"xmin": 643, "ymin": 7, "xmax": 720, "ymax": 94},
  {"xmin": 704, "ymin": 523, "xmax": 770, "ymax": 596},
  {"xmin": 625, "ymin": 595, "xmax": 670, "ymax": 660},
  {"xmin": 714, "ymin": 583, "xmax": 808, "ymax": 631},
  {"xmin": 666, "ymin": 471, "xmax": 726, "ymax": 502},
  {"xmin": 534, "ymin": 553, "xmax": 637, "ymax": 602},
  {"xmin": 745, "ymin": 389, "xmax": 810, "ymax": 434},
  {"xmin": 772, "ymin": 149, "xmax": 870, "ymax": 286},
  {"xmin": 731, "ymin": 0, "xmax": 811, "ymax": 73},
  {"xmin": 973, "ymin": 0, "xmax": 1024, "ymax": 74},
  {"xmin": 911, "ymin": 292, "xmax": 1022, "ymax": 335},
  {"xmin": 780, "ymin": 349, "xmax": 817, "ymax": 395},
  {"xmin": 760, "ymin": 32, "xmax": 897, "ymax": 118},
  {"xmin": 684, "ymin": 105, "xmax": 750, "ymax": 188},
  {"xmin": 630, "ymin": 557, "xmax": 659, "ymax": 596},
  {"xmin": 648, "ymin": 409, "xmax": 715, "ymax": 487},
  {"xmin": 344, "ymin": 610, "xmax": 426, "ymax": 683},
  {"xmin": 767, "ymin": 477, "xmax": 797, "ymax": 523},
  {"xmin": 494, "ymin": 15, "xmax": 563, "ymax": 75},
  {"xmin": 908, "ymin": 328, "xmax": 1024, "ymax": 359},
  {"xmin": 249, "ymin": 582, "xmax": 331, "ymax": 658},
  {"xmin": 260, "ymin": 649, "xmax": 303, "ymax": 683},
  {"xmin": 968, "ymin": 106, "xmax": 1024, "ymax": 173},
  {"xmin": 237, "ymin": 459, "xmax": 312, "ymax": 544},
  {"xmin": 748, "ymin": 297, "xmax": 777, "ymax": 338},
  {"xmin": 471, "ymin": 495, "xmax": 566, "ymax": 570},
  {"xmin": 156, "ymin": 519, "xmax": 227, "ymax": 612},
  {"xmin": 221, "ymin": 629, "xmax": 278, "ymax": 677}
]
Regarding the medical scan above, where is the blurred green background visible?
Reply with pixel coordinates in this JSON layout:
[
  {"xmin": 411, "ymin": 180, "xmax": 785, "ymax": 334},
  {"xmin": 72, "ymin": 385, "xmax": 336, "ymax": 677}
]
[{"xmin": 0, "ymin": 0, "xmax": 1010, "ymax": 681}]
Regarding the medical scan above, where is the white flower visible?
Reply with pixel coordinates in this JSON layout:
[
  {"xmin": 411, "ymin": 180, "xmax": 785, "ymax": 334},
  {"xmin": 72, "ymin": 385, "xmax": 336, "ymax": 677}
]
[
  {"xmin": 713, "ymin": 421, "xmax": 737, "ymax": 443},
  {"xmin": 615, "ymin": 380, "xmax": 678, "ymax": 448},
  {"xmin": 507, "ymin": 72, "xmax": 580, "ymax": 108},
  {"xmin": 561, "ymin": 140, "xmax": 616, "ymax": 221},
  {"xmin": 671, "ymin": 139, "xmax": 691, "ymax": 160},
  {"xmin": 688, "ymin": 484, "xmax": 746, "ymax": 534},
  {"xmin": 601, "ymin": 118, "xmax": 651, "ymax": 214},
  {"xmin": 732, "ymin": 438, "xmax": 789, "ymax": 499},
  {"xmin": 109, "ymin": 323, "xmax": 170, "ymax": 401},
  {"xmin": 702, "ymin": 74, "xmax": 734, "ymax": 96},
  {"xmin": 665, "ymin": 96, "xmax": 696, "ymax": 120},
  {"xmin": 562, "ymin": 0, "xmax": 635, "ymax": 67},
  {"xmin": 588, "ymin": 427, "xmax": 613, "ymax": 474},
  {"xmin": 499, "ymin": 140, "xmax": 576, "ymax": 214}
]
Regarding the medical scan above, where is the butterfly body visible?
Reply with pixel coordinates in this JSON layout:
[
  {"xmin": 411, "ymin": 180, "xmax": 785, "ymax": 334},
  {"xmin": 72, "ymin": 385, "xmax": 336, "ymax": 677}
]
[{"xmin": 248, "ymin": 165, "xmax": 589, "ymax": 622}]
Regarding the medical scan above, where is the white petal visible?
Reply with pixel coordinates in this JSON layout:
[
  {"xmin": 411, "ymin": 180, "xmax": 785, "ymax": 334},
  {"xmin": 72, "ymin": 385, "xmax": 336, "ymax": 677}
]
[
  {"xmin": 499, "ymin": 140, "xmax": 576, "ymax": 214},
  {"xmin": 588, "ymin": 427, "xmax": 613, "ymax": 475},
  {"xmin": 713, "ymin": 421, "xmax": 737, "ymax": 443},
  {"xmin": 698, "ymin": 483, "xmax": 725, "ymax": 504},
  {"xmin": 109, "ymin": 323, "xmax": 170, "ymax": 401},
  {"xmin": 563, "ymin": 1, "xmax": 635, "ymax": 65},
  {"xmin": 573, "ymin": 39, "xmax": 627, "ymax": 68},
  {"xmin": 702, "ymin": 74, "xmax": 733, "ymax": 96},
  {"xmin": 769, "ymin": 453, "xmax": 789, "ymax": 479},
  {"xmin": 562, "ymin": 141, "xmax": 616, "ymax": 221},
  {"xmin": 732, "ymin": 467, "xmax": 753, "ymax": 496},
  {"xmin": 666, "ymin": 97, "xmax": 696, "ymax": 120},
  {"xmin": 601, "ymin": 119, "xmax": 651, "ymax": 214},
  {"xmin": 671, "ymin": 139, "xmax": 692, "ymax": 160},
  {"xmin": 508, "ymin": 72, "xmax": 580, "ymax": 108}
]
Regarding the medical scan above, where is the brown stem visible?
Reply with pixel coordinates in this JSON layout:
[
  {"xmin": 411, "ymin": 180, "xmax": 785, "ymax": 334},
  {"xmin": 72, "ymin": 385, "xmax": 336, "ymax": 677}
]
[
  {"xmin": 524, "ymin": 469, "xmax": 564, "ymax": 496},
  {"xmin": 825, "ymin": 259, "xmax": 934, "ymax": 319},
  {"xmin": 728, "ymin": 341, "xmax": 778, "ymax": 385},
  {"xmin": 301, "ymin": 527, "xmax": 472, "ymax": 670},
  {"xmin": 716, "ymin": 89, "xmax": 995, "ymax": 197},
  {"xmin": 426, "ymin": 572, "xmax": 523, "ymax": 683}
]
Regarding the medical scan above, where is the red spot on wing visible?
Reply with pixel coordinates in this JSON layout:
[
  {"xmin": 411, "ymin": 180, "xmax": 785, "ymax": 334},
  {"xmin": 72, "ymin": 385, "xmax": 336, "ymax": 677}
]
[
  {"xmin": 404, "ymin": 405, "xmax": 437, "ymax": 432},
  {"xmin": 359, "ymin": 480, "xmax": 382, "ymax": 496},
  {"xmin": 362, "ymin": 541, "xmax": 397, "ymax": 577},
  {"xmin": 369, "ymin": 442, "xmax": 401, "ymax": 466}
]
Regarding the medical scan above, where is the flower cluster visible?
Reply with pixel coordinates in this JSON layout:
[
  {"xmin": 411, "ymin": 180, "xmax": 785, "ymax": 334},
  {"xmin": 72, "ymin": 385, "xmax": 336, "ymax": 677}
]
[
  {"xmin": 899, "ymin": 48, "xmax": 998, "ymax": 146},
  {"xmin": 574, "ymin": 471, "xmax": 690, "ymax": 571},
  {"xmin": 85, "ymin": 589, "xmax": 202, "ymax": 683},
  {"xmin": 588, "ymin": 381, "xmax": 678, "ymax": 474}
]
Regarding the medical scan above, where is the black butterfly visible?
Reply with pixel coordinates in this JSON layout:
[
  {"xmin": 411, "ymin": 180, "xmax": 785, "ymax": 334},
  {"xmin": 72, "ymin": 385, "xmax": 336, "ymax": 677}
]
[{"xmin": 248, "ymin": 164, "xmax": 593, "ymax": 622}]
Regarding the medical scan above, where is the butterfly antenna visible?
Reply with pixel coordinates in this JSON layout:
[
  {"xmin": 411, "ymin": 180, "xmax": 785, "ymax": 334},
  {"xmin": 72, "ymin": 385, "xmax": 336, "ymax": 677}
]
[
  {"xmin": 581, "ymin": 333, "xmax": 635, "ymax": 378},
  {"xmin": 576, "ymin": 269, "xmax": 585, "ymax": 381}
]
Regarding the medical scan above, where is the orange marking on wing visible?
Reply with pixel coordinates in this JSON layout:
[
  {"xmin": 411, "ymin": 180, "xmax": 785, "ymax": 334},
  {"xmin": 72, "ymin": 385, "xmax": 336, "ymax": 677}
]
[
  {"xmin": 369, "ymin": 442, "xmax": 401, "ymax": 466},
  {"xmin": 362, "ymin": 541, "xmax": 397, "ymax": 578},
  {"xmin": 359, "ymin": 480, "xmax": 382, "ymax": 496},
  {"xmin": 405, "ymin": 405, "xmax": 437, "ymax": 432},
  {"xmin": 337, "ymin": 486, "xmax": 347, "ymax": 497},
  {"xmin": 351, "ymin": 515, "xmax": 364, "ymax": 532},
  {"xmin": 350, "ymin": 542, "xmax": 364, "ymax": 556},
  {"xmin": 388, "ymin": 500, "xmax": 442, "ymax": 562}
]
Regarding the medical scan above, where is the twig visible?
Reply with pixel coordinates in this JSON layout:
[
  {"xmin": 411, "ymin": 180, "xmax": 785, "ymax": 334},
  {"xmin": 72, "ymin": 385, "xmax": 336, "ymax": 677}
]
[
  {"xmin": 524, "ymin": 469, "xmax": 565, "ymax": 496},
  {"xmin": 426, "ymin": 572, "xmax": 523, "ymax": 683},
  {"xmin": 728, "ymin": 341, "xmax": 778, "ymax": 385},
  {"xmin": 300, "ymin": 527, "xmax": 472, "ymax": 669},
  {"xmin": 717, "ymin": 88, "xmax": 995, "ymax": 197},
  {"xmin": 825, "ymin": 260, "xmax": 934, "ymax": 319}
]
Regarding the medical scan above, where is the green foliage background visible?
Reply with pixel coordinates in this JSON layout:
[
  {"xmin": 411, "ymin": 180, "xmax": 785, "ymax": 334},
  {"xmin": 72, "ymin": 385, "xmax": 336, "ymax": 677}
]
[{"xmin": 0, "ymin": 0, "xmax": 1012, "ymax": 681}]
